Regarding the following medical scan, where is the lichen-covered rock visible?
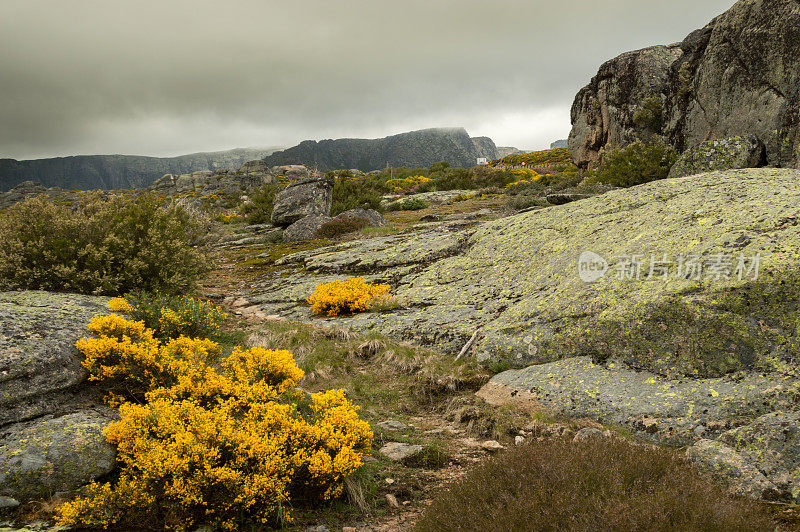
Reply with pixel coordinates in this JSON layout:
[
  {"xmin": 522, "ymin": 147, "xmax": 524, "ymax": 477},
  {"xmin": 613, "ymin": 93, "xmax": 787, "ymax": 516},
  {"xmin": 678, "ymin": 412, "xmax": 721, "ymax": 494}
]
[
  {"xmin": 271, "ymin": 165, "xmax": 310, "ymax": 179},
  {"xmin": 283, "ymin": 215, "xmax": 333, "ymax": 242},
  {"xmin": 0, "ymin": 291, "xmax": 109, "ymax": 426},
  {"xmin": 717, "ymin": 411, "xmax": 800, "ymax": 502},
  {"xmin": 668, "ymin": 136, "xmax": 765, "ymax": 178},
  {"xmin": 248, "ymin": 168, "xmax": 800, "ymax": 378},
  {"xmin": 569, "ymin": 0, "xmax": 800, "ymax": 169},
  {"xmin": 476, "ymin": 356, "xmax": 798, "ymax": 446},
  {"xmin": 0, "ymin": 410, "xmax": 117, "ymax": 502},
  {"xmin": 686, "ymin": 439, "xmax": 782, "ymax": 501},
  {"xmin": 334, "ymin": 208, "xmax": 387, "ymax": 227},
  {"xmin": 270, "ymin": 177, "xmax": 334, "ymax": 227}
]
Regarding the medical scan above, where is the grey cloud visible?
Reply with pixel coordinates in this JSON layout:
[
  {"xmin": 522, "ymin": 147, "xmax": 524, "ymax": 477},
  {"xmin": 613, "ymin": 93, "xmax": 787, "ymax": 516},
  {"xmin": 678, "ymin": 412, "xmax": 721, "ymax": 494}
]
[{"xmin": 0, "ymin": 0, "xmax": 735, "ymax": 159}]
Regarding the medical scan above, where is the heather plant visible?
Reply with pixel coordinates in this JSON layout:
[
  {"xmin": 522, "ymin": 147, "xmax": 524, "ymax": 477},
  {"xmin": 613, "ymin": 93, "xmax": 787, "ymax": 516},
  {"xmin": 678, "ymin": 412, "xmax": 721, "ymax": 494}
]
[
  {"xmin": 308, "ymin": 277, "xmax": 392, "ymax": 316},
  {"xmin": 414, "ymin": 437, "xmax": 775, "ymax": 532},
  {"xmin": 0, "ymin": 192, "xmax": 207, "ymax": 295},
  {"xmin": 118, "ymin": 291, "xmax": 228, "ymax": 340},
  {"xmin": 59, "ymin": 315, "xmax": 373, "ymax": 530},
  {"xmin": 331, "ymin": 175, "xmax": 385, "ymax": 215}
]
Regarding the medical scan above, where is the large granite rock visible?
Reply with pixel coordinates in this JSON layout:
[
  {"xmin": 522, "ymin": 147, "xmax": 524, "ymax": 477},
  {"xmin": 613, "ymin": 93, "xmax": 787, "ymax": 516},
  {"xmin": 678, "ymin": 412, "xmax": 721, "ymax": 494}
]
[
  {"xmin": 245, "ymin": 169, "xmax": 800, "ymax": 379},
  {"xmin": 270, "ymin": 177, "xmax": 334, "ymax": 227},
  {"xmin": 0, "ymin": 410, "xmax": 117, "ymax": 501},
  {"xmin": 283, "ymin": 214, "xmax": 333, "ymax": 242},
  {"xmin": 335, "ymin": 208, "xmax": 387, "ymax": 227},
  {"xmin": 0, "ymin": 291, "xmax": 109, "ymax": 426},
  {"xmin": 569, "ymin": 0, "xmax": 800, "ymax": 170},
  {"xmin": 668, "ymin": 136, "xmax": 766, "ymax": 178}
]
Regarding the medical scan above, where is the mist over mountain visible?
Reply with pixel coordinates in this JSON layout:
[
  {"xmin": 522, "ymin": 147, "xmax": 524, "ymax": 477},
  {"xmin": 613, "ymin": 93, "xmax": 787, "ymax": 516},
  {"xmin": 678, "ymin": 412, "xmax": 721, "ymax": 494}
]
[
  {"xmin": 262, "ymin": 128, "xmax": 498, "ymax": 171},
  {"xmin": 0, "ymin": 147, "xmax": 280, "ymax": 191}
]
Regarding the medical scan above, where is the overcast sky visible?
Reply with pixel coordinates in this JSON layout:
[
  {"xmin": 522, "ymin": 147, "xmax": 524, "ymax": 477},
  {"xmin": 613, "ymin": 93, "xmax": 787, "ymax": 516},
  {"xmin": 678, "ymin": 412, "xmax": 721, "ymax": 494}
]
[{"xmin": 1, "ymin": 0, "xmax": 735, "ymax": 160}]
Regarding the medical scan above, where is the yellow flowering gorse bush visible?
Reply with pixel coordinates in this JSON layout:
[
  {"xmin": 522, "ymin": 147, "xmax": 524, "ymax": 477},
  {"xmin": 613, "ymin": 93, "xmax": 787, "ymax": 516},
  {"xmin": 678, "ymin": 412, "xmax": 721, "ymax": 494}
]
[
  {"xmin": 307, "ymin": 277, "xmax": 392, "ymax": 317},
  {"xmin": 385, "ymin": 175, "xmax": 433, "ymax": 192},
  {"xmin": 59, "ymin": 314, "xmax": 373, "ymax": 530},
  {"xmin": 113, "ymin": 293, "xmax": 228, "ymax": 340}
]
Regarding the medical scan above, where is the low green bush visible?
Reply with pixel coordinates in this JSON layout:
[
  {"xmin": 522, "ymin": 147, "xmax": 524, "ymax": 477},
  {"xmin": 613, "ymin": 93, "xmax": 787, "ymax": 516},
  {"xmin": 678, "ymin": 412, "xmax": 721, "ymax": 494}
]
[
  {"xmin": 240, "ymin": 182, "xmax": 283, "ymax": 224},
  {"xmin": 388, "ymin": 198, "xmax": 428, "ymax": 211},
  {"xmin": 0, "ymin": 192, "xmax": 208, "ymax": 295},
  {"xmin": 317, "ymin": 217, "xmax": 371, "ymax": 239},
  {"xmin": 331, "ymin": 176, "xmax": 385, "ymax": 215},
  {"xmin": 414, "ymin": 437, "xmax": 775, "ymax": 531},
  {"xmin": 592, "ymin": 141, "xmax": 678, "ymax": 187}
]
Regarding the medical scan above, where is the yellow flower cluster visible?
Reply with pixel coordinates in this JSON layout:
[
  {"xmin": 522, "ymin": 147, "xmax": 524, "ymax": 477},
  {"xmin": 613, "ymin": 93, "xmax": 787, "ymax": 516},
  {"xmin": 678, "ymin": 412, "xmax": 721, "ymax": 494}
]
[
  {"xmin": 307, "ymin": 277, "xmax": 391, "ymax": 317},
  {"xmin": 452, "ymin": 192, "xmax": 475, "ymax": 202},
  {"xmin": 78, "ymin": 313, "xmax": 221, "ymax": 393},
  {"xmin": 218, "ymin": 211, "xmax": 242, "ymax": 224},
  {"xmin": 59, "ymin": 316, "xmax": 373, "ymax": 530},
  {"xmin": 385, "ymin": 175, "xmax": 433, "ymax": 192},
  {"xmin": 490, "ymin": 147, "xmax": 572, "ymax": 167},
  {"xmin": 108, "ymin": 297, "xmax": 134, "ymax": 313},
  {"xmin": 509, "ymin": 168, "xmax": 542, "ymax": 179}
]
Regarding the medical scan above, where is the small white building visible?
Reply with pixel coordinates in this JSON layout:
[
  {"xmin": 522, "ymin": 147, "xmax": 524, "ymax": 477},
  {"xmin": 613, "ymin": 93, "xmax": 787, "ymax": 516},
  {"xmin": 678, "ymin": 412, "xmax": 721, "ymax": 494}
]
[{"xmin": 477, "ymin": 157, "xmax": 488, "ymax": 166}]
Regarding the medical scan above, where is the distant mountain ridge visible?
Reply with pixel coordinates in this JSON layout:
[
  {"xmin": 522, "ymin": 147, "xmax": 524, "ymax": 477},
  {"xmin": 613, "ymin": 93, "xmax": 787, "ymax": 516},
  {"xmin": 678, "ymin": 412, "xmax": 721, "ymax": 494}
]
[
  {"xmin": 262, "ymin": 128, "xmax": 498, "ymax": 171},
  {"xmin": 0, "ymin": 147, "xmax": 280, "ymax": 192}
]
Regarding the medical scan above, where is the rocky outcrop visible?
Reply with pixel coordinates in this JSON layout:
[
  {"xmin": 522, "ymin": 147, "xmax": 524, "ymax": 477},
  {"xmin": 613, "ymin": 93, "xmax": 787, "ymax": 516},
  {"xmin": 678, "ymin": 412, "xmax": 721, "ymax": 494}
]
[
  {"xmin": 0, "ymin": 147, "xmax": 280, "ymax": 192},
  {"xmin": 0, "ymin": 291, "xmax": 118, "ymax": 503},
  {"xmin": 549, "ymin": 139, "xmax": 568, "ymax": 149},
  {"xmin": 270, "ymin": 177, "xmax": 334, "ymax": 227},
  {"xmin": 569, "ymin": 0, "xmax": 800, "ymax": 170},
  {"xmin": 668, "ymin": 135, "xmax": 765, "ymax": 178},
  {"xmin": 149, "ymin": 160, "xmax": 277, "ymax": 196},
  {"xmin": 471, "ymin": 137, "xmax": 499, "ymax": 160},
  {"xmin": 687, "ymin": 411, "xmax": 800, "ymax": 502},
  {"xmin": 262, "ymin": 128, "xmax": 496, "ymax": 171}
]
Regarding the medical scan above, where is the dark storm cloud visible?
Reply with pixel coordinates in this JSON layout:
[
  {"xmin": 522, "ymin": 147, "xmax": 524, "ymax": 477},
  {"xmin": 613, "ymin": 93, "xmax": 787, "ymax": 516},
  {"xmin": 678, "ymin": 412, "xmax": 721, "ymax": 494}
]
[{"xmin": 0, "ymin": 0, "xmax": 735, "ymax": 159}]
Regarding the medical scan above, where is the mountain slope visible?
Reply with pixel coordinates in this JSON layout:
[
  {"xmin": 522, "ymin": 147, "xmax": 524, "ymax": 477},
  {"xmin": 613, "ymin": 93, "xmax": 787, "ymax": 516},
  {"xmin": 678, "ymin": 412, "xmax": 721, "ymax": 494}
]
[
  {"xmin": 262, "ymin": 128, "xmax": 497, "ymax": 171},
  {"xmin": 0, "ymin": 147, "xmax": 280, "ymax": 191}
]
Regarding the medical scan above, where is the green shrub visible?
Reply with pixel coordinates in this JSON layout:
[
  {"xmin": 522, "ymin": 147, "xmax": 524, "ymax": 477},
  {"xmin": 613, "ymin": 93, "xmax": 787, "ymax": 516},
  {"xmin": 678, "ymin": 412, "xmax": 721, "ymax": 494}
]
[
  {"xmin": 414, "ymin": 437, "xmax": 775, "ymax": 532},
  {"xmin": 633, "ymin": 95, "xmax": 664, "ymax": 131},
  {"xmin": 240, "ymin": 182, "xmax": 283, "ymax": 224},
  {"xmin": 115, "ymin": 291, "xmax": 228, "ymax": 340},
  {"xmin": 331, "ymin": 176, "xmax": 385, "ymax": 215},
  {"xmin": 388, "ymin": 198, "xmax": 428, "ymax": 211},
  {"xmin": 592, "ymin": 141, "xmax": 678, "ymax": 187},
  {"xmin": 0, "ymin": 192, "xmax": 208, "ymax": 295},
  {"xmin": 317, "ymin": 217, "xmax": 371, "ymax": 239}
]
